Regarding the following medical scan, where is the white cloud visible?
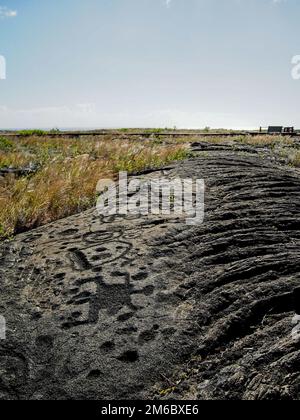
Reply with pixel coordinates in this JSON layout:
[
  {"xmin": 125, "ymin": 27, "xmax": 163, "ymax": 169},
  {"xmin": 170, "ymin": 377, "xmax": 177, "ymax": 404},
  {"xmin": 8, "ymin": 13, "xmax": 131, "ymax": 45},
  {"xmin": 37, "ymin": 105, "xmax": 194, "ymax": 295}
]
[
  {"xmin": 0, "ymin": 6, "xmax": 17, "ymax": 18},
  {"xmin": 165, "ymin": 0, "xmax": 172, "ymax": 8}
]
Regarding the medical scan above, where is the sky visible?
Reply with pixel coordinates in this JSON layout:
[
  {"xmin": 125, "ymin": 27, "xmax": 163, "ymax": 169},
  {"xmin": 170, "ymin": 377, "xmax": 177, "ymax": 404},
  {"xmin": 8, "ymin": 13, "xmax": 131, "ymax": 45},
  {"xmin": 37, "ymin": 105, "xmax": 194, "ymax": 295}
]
[{"xmin": 0, "ymin": 0, "xmax": 300, "ymax": 129}]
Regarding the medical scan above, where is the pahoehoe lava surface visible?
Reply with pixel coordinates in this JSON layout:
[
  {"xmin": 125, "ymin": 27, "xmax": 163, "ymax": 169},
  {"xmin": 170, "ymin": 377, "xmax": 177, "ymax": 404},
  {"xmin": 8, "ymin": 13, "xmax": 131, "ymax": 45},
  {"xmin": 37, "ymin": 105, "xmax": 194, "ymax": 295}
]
[{"xmin": 1, "ymin": 144, "xmax": 300, "ymax": 400}]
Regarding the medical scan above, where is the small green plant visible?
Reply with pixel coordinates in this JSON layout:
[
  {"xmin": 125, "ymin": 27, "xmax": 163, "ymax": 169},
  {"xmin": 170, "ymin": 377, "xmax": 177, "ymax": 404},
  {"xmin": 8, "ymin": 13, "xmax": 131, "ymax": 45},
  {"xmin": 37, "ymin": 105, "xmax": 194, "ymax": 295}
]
[
  {"xmin": 18, "ymin": 129, "xmax": 47, "ymax": 137},
  {"xmin": 159, "ymin": 387, "xmax": 176, "ymax": 397},
  {"xmin": 0, "ymin": 136, "xmax": 14, "ymax": 151},
  {"xmin": 144, "ymin": 128, "xmax": 164, "ymax": 134},
  {"xmin": 152, "ymin": 137, "xmax": 164, "ymax": 145}
]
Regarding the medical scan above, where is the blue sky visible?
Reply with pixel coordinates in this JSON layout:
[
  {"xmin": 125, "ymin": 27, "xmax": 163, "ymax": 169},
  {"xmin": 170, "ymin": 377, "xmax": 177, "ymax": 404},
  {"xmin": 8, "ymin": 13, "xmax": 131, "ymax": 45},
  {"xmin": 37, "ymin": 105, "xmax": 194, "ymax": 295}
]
[{"xmin": 0, "ymin": 0, "xmax": 299, "ymax": 129}]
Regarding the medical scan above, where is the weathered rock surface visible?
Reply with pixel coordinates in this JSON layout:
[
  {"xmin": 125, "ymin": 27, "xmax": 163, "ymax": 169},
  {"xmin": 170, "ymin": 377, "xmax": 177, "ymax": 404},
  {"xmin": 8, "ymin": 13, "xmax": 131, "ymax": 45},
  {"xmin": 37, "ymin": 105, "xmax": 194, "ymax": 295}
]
[
  {"xmin": 0, "ymin": 164, "xmax": 39, "ymax": 178},
  {"xmin": 1, "ymin": 145, "xmax": 300, "ymax": 400}
]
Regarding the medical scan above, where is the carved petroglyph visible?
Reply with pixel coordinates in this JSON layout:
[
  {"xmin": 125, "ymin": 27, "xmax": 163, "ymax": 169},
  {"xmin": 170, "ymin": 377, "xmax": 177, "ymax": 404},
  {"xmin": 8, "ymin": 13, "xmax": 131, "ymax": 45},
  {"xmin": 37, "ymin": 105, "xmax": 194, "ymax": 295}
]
[{"xmin": 2, "ymin": 145, "xmax": 300, "ymax": 400}]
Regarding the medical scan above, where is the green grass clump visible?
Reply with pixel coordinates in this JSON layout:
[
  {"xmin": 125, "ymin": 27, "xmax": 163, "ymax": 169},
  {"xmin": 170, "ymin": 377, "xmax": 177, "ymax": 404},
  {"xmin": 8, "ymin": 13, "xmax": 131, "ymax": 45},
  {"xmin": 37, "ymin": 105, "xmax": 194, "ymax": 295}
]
[
  {"xmin": 0, "ymin": 136, "xmax": 14, "ymax": 151},
  {"xmin": 18, "ymin": 129, "xmax": 47, "ymax": 137},
  {"xmin": 144, "ymin": 128, "xmax": 164, "ymax": 134}
]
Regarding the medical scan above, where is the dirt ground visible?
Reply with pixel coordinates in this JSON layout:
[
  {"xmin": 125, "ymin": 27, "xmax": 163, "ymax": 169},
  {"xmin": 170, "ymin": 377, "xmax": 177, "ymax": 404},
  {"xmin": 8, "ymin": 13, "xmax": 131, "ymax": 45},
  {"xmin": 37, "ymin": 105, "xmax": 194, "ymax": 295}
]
[{"xmin": 1, "ymin": 141, "xmax": 300, "ymax": 400}]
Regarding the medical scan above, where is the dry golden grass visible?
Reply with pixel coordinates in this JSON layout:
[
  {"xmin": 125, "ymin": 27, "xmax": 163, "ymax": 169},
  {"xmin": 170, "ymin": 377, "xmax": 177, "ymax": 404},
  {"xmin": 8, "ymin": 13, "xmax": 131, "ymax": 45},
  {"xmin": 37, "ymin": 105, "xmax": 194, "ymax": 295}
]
[
  {"xmin": 1, "ymin": 132, "xmax": 298, "ymax": 240},
  {"xmin": 0, "ymin": 151, "xmax": 34, "ymax": 168},
  {"xmin": 232, "ymin": 135, "xmax": 294, "ymax": 147},
  {"xmin": 174, "ymin": 135, "xmax": 294, "ymax": 147},
  {"xmin": 276, "ymin": 146, "xmax": 300, "ymax": 167},
  {"xmin": 289, "ymin": 151, "xmax": 300, "ymax": 167},
  {"xmin": 0, "ymin": 135, "xmax": 189, "ymax": 239}
]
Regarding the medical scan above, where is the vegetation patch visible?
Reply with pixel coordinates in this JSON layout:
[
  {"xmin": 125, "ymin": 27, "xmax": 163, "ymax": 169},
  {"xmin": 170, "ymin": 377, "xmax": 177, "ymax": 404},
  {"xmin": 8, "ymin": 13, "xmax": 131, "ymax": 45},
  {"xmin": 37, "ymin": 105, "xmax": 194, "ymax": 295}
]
[
  {"xmin": 0, "ymin": 135, "xmax": 189, "ymax": 239},
  {"xmin": 18, "ymin": 129, "xmax": 47, "ymax": 137},
  {"xmin": 0, "ymin": 136, "xmax": 14, "ymax": 152}
]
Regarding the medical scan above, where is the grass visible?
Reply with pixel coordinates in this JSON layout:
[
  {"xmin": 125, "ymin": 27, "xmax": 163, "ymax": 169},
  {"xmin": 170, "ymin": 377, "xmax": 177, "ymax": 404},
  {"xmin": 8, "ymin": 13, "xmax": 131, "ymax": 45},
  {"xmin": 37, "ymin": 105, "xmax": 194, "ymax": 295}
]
[
  {"xmin": 174, "ymin": 134, "xmax": 294, "ymax": 147},
  {"xmin": 0, "ymin": 136, "xmax": 14, "ymax": 151},
  {"xmin": 289, "ymin": 150, "xmax": 300, "ymax": 167},
  {"xmin": 18, "ymin": 129, "xmax": 47, "ymax": 137},
  {"xmin": 0, "ymin": 135, "xmax": 189, "ymax": 239},
  {"xmin": 276, "ymin": 146, "xmax": 300, "ymax": 167},
  {"xmin": 1, "ymin": 131, "xmax": 299, "ymax": 240},
  {"xmin": 232, "ymin": 135, "xmax": 294, "ymax": 147}
]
